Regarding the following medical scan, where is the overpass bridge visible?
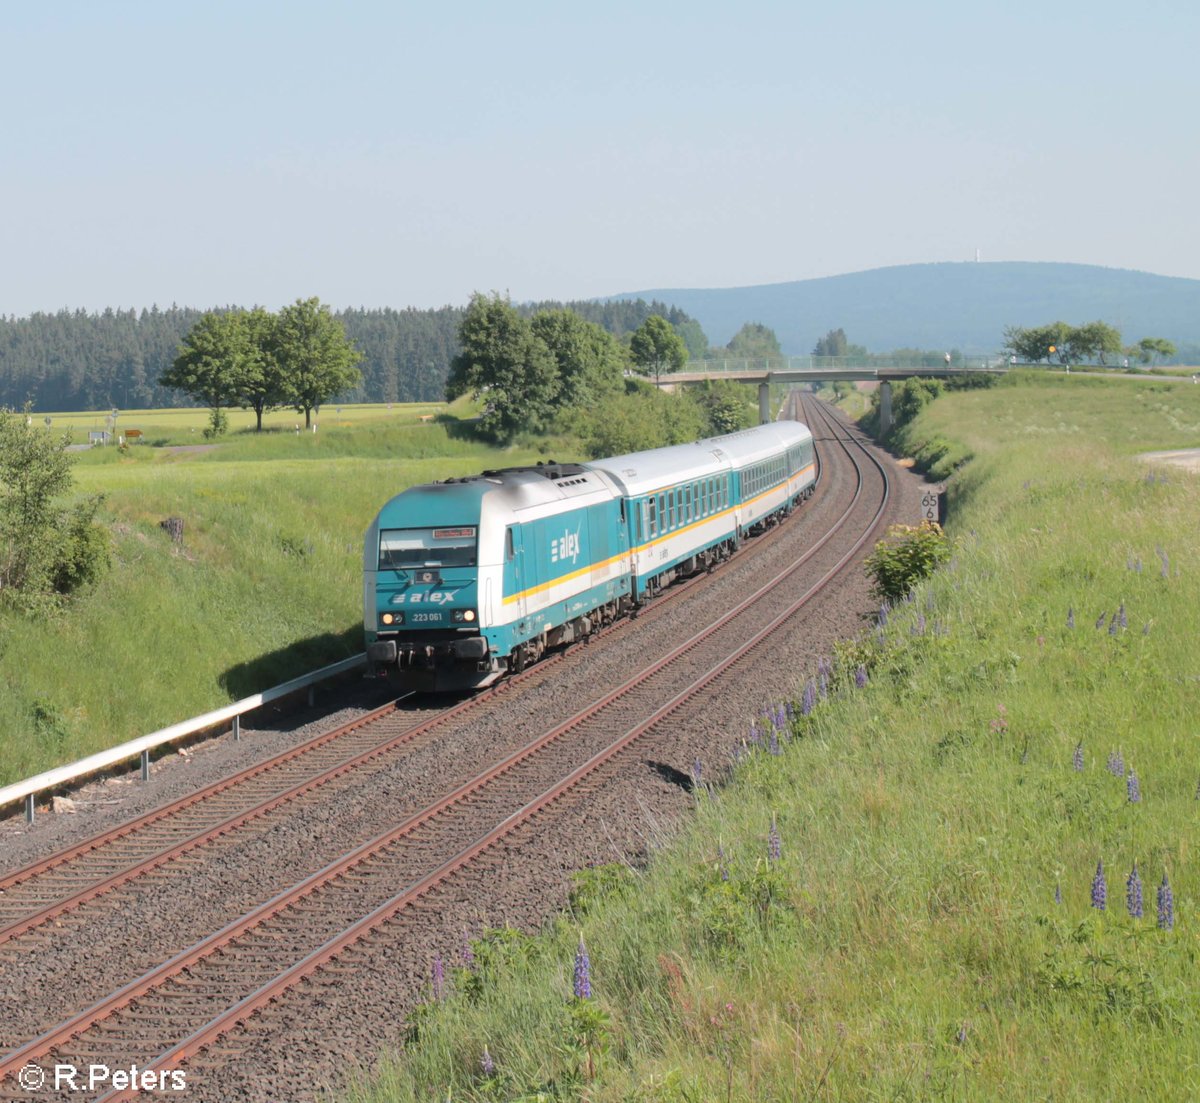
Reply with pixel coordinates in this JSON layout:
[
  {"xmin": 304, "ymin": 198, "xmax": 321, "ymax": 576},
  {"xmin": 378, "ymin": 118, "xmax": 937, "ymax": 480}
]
[{"xmin": 653, "ymin": 356, "xmax": 1009, "ymax": 433}]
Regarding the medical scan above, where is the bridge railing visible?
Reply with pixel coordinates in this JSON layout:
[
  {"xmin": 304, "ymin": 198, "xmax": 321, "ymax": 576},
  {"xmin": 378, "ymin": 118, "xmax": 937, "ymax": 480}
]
[{"xmin": 682, "ymin": 355, "xmax": 1003, "ymax": 373}]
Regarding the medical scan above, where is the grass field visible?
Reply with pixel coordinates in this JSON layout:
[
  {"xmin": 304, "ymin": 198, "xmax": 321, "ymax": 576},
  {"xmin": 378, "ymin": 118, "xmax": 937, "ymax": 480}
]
[
  {"xmin": 340, "ymin": 374, "xmax": 1200, "ymax": 1101},
  {"xmin": 0, "ymin": 400, "xmax": 556, "ymax": 785},
  {"xmin": 41, "ymin": 400, "xmax": 446, "ymax": 444}
]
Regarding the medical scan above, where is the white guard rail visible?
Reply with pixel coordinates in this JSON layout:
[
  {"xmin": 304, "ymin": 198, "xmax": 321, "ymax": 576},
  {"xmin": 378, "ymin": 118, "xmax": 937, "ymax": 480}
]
[{"xmin": 1, "ymin": 653, "xmax": 367, "ymax": 825}]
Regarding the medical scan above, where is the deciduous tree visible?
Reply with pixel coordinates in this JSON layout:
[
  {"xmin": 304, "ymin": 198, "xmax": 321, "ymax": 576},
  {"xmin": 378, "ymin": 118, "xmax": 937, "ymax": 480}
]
[
  {"xmin": 1135, "ymin": 337, "xmax": 1176, "ymax": 365},
  {"xmin": 726, "ymin": 322, "xmax": 782, "ymax": 360},
  {"xmin": 272, "ymin": 298, "xmax": 364, "ymax": 428},
  {"xmin": 629, "ymin": 315, "xmax": 687, "ymax": 384},
  {"xmin": 813, "ymin": 328, "xmax": 848, "ymax": 358},
  {"xmin": 446, "ymin": 293, "xmax": 560, "ymax": 443},
  {"xmin": 161, "ymin": 311, "xmax": 253, "ymax": 437},
  {"xmin": 529, "ymin": 310, "xmax": 623, "ymax": 409},
  {"xmin": 0, "ymin": 408, "xmax": 110, "ymax": 608}
]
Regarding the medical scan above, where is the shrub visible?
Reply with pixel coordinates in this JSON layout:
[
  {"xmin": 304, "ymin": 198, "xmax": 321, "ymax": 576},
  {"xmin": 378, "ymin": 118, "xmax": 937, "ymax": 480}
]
[
  {"xmin": 864, "ymin": 521, "xmax": 950, "ymax": 601},
  {"xmin": 51, "ymin": 496, "xmax": 112, "ymax": 594}
]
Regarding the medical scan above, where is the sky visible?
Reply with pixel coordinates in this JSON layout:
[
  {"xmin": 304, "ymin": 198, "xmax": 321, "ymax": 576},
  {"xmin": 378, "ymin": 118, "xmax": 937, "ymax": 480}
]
[{"xmin": 2, "ymin": 0, "xmax": 1197, "ymax": 316}]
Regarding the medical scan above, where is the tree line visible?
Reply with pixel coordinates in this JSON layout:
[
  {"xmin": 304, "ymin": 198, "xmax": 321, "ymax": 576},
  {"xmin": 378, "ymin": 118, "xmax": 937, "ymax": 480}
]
[
  {"xmin": 1003, "ymin": 321, "xmax": 1176, "ymax": 366},
  {"xmin": 0, "ymin": 297, "xmax": 699, "ymax": 414}
]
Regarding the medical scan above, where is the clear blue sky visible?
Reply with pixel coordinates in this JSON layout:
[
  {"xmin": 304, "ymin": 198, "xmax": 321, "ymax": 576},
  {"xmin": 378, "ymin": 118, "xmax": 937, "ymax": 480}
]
[{"xmin": 2, "ymin": 0, "xmax": 1196, "ymax": 316}]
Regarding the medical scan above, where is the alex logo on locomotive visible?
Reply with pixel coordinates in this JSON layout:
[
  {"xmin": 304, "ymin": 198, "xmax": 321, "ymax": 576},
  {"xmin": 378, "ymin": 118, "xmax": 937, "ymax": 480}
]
[{"xmin": 550, "ymin": 528, "xmax": 581, "ymax": 565}]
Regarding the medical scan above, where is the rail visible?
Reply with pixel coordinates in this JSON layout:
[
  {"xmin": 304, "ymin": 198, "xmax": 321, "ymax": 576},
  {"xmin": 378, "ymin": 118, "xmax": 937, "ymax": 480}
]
[{"xmin": 0, "ymin": 654, "xmax": 367, "ymax": 825}]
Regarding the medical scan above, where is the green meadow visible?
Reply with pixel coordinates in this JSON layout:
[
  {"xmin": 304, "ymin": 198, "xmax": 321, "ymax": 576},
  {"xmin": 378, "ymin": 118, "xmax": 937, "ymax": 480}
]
[
  {"xmin": 343, "ymin": 373, "xmax": 1200, "ymax": 1101},
  {"xmin": 0, "ymin": 400, "xmax": 555, "ymax": 785}
]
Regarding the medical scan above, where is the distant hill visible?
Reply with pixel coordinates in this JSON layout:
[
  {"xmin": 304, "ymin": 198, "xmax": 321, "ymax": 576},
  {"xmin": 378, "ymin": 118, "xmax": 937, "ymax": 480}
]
[{"xmin": 610, "ymin": 262, "xmax": 1200, "ymax": 356}]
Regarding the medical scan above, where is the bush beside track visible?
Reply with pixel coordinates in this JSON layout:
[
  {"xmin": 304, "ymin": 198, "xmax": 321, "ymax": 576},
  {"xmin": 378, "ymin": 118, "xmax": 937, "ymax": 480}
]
[{"xmin": 343, "ymin": 375, "xmax": 1200, "ymax": 1102}]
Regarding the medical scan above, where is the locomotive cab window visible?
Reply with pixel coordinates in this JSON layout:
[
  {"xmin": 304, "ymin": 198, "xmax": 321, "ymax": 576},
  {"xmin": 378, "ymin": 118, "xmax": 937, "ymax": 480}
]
[
  {"xmin": 380, "ymin": 527, "xmax": 477, "ymax": 570},
  {"xmin": 505, "ymin": 526, "xmax": 515, "ymax": 562}
]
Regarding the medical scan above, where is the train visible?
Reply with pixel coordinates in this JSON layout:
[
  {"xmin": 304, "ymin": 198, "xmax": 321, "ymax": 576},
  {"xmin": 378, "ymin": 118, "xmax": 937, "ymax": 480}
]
[{"xmin": 363, "ymin": 419, "xmax": 816, "ymax": 692}]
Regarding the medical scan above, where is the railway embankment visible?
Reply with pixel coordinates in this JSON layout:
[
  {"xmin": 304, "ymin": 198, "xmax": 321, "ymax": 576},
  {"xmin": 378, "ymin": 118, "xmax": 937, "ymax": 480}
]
[{"xmin": 346, "ymin": 374, "xmax": 1200, "ymax": 1101}]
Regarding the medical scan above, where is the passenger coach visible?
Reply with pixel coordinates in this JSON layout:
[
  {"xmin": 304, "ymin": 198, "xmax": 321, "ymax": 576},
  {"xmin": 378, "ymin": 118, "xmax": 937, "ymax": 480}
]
[{"xmin": 364, "ymin": 420, "xmax": 816, "ymax": 691}]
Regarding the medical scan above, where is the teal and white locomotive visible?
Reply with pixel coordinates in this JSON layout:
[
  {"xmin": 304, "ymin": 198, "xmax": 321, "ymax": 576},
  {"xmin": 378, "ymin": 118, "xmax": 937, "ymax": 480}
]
[{"xmin": 364, "ymin": 420, "xmax": 815, "ymax": 691}]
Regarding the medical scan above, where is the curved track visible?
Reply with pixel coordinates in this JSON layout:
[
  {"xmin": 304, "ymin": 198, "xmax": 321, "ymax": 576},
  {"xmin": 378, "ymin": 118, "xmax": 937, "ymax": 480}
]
[{"xmin": 0, "ymin": 395, "xmax": 892, "ymax": 1102}]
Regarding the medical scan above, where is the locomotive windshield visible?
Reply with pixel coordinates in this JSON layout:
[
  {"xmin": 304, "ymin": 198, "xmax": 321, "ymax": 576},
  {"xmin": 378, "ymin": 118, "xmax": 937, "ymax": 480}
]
[{"xmin": 379, "ymin": 527, "xmax": 477, "ymax": 569}]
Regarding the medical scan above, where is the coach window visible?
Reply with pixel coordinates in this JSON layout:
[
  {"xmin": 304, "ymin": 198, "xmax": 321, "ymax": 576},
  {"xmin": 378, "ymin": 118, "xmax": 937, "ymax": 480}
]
[
  {"xmin": 506, "ymin": 526, "xmax": 515, "ymax": 561},
  {"xmin": 668, "ymin": 490, "xmax": 675, "ymax": 530}
]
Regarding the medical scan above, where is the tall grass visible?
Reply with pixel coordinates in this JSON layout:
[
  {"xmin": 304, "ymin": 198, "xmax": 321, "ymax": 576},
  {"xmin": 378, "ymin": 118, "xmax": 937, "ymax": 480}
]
[{"xmin": 342, "ymin": 376, "xmax": 1200, "ymax": 1101}]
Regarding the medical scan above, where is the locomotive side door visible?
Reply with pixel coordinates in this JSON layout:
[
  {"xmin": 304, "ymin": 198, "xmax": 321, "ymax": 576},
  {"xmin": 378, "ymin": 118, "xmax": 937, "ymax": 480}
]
[{"xmin": 505, "ymin": 523, "xmax": 528, "ymax": 633}]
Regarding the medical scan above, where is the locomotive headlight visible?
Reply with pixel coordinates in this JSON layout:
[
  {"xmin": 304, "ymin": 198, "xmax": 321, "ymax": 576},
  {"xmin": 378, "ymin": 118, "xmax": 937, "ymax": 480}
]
[
  {"xmin": 381, "ymin": 611, "xmax": 404, "ymax": 626},
  {"xmin": 451, "ymin": 609, "xmax": 477, "ymax": 623},
  {"xmin": 381, "ymin": 612, "xmax": 394, "ymax": 625},
  {"xmin": 463, "ymin": 609, "xmax": 476, "ymax": 622}
]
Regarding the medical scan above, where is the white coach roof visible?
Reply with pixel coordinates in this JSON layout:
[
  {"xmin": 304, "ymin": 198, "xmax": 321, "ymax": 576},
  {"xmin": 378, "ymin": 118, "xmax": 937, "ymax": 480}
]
[{"xmin": 584, "ymin": 420, "xmax": 812, "ymax": 498}]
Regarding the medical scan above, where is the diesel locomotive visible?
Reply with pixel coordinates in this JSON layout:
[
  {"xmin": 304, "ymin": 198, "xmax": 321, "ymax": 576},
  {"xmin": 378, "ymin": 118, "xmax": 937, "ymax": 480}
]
[{"xmin": 364, "ymin": 420, "xmax": 816, "ymax": 691}]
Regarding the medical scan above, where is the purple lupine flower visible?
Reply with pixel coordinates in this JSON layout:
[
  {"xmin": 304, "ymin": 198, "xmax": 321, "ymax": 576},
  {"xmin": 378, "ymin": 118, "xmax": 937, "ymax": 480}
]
[
  {"xmin": 1143, "ymin": 622, "xmax": 1150, "ymax": 635},
  {"xmin": 854, "ymin": 665, "xmax": 868, "ymax": 689},
  {"xmin": 1073, "ymin": 742, "xmax": 1084, "ymax": 771},
  {"xmin": 1108, "ymin": 612, "xmax": 1119, "ymax": 636},
  {"xmin": 717, "ymin": 843, "xmax": 729, "ymax": 882},
  {"xmin": 1156, "ymin": 546, "xmax": 1169, "ymax": 578},
  {"xmin": 1117, "ymin": 603, "xmax": 1127, "ymax": 629},
  {"xmin": 818, "ymin": 671, "xmax": 828, "ymax": 698},
  {"xmin": 775, "ymin": 703, "xmax": 786, "ymax": 729},
  {"xmin": 801, "ymin": 679, "xmax": 816, "ymax": 716},
  {"xmin": 1066, "ymin": 607, "xmax": 1075, "ymax": 628},
  {"xmin": 432, "ymin": 954, "xmax": 445, "ymax": 999},
  {"xmin": 1055, "ymin": 882, "xmax": 1062, "ymax": 905},
  {"xmin": 878, "ymin": 604, "xmax": 889, "ymax": 627},
  {"xmin": 461, "ymin": 929, "xmax": 475, "ymax": 968},
  {"xmin": 767, "ymin": 815, "xmax": 781, "ymax": 861},
  {"xmin": 1127, "ymin": 769, "xmax": 1141, "ymax": 803},
  {"xmin": 749, "ymin": 723, "xmax": 762, "ymax": 746},
  {"xmin": 1095, "ymin": 611, "xmax": 1107, "ymax": 630},
  {"xmin": 786, "ymin": 700, "xmax": 795, "ymax": 720},
  {"xmin": 1091, "ymin": 860, "xmax": 1107, "ymax": 910},
  {"xmin": 1107, "ymin": 750, "xmax": 1125, "ymax": 778},
  {"xmin": 692, "ymin": 758, "xmax": 703, "ymax": 786},
  {"xmin": 914, "ymin": 613, "xmax": 926, "ymax": 636},
  {"xmin": 1126, "ymin": 863, "xmax": 1143, "ymax": 919},
  {"xmin": 1126, "ymin": 556, "xmax": 1135, "ymax": 571},
  {"xmin": 768, "ymin": 727, "xmax": 780, "ymax": 756},
  {"xmin": 1158, "ymin": 872, "xmax": 1174, "ymax": 930},
  {"xmin": 481, "ymin": 1046, "xmax": 495, "ymax": 1076},
  {"xmin": 573, "ymin": 938, "xmax": 591, "ymax": 999},
  {"xmin": 1135, "ymin": 558, "xmax": 1142, "ymax": 574}
]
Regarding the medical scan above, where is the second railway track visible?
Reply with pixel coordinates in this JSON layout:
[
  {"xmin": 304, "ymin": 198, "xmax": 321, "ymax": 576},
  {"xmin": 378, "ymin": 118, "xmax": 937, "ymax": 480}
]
[{"xmin": 0, "ymin": 395, "xmax": 901, "ymax": 1102}]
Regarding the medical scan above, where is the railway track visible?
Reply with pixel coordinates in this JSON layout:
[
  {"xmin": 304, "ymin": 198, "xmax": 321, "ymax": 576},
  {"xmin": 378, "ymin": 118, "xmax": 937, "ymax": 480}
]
[
  {"xmin": 0, "ymin": 398, "xmax": 838, "ymax": 947},
  {"xmin": 0, "ymin": 395, "xmax": 891, "ymax": 1101}
]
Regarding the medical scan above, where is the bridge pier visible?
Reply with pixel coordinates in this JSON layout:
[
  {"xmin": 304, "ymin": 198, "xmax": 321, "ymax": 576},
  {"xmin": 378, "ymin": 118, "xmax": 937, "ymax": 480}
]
[
  {"xmin": 878, "ymin": 381, "xmax": 893, "ymax": 436},
  {"xmin": 758, "ymin": 382, "xmax": 770, "ymax": 424}
]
